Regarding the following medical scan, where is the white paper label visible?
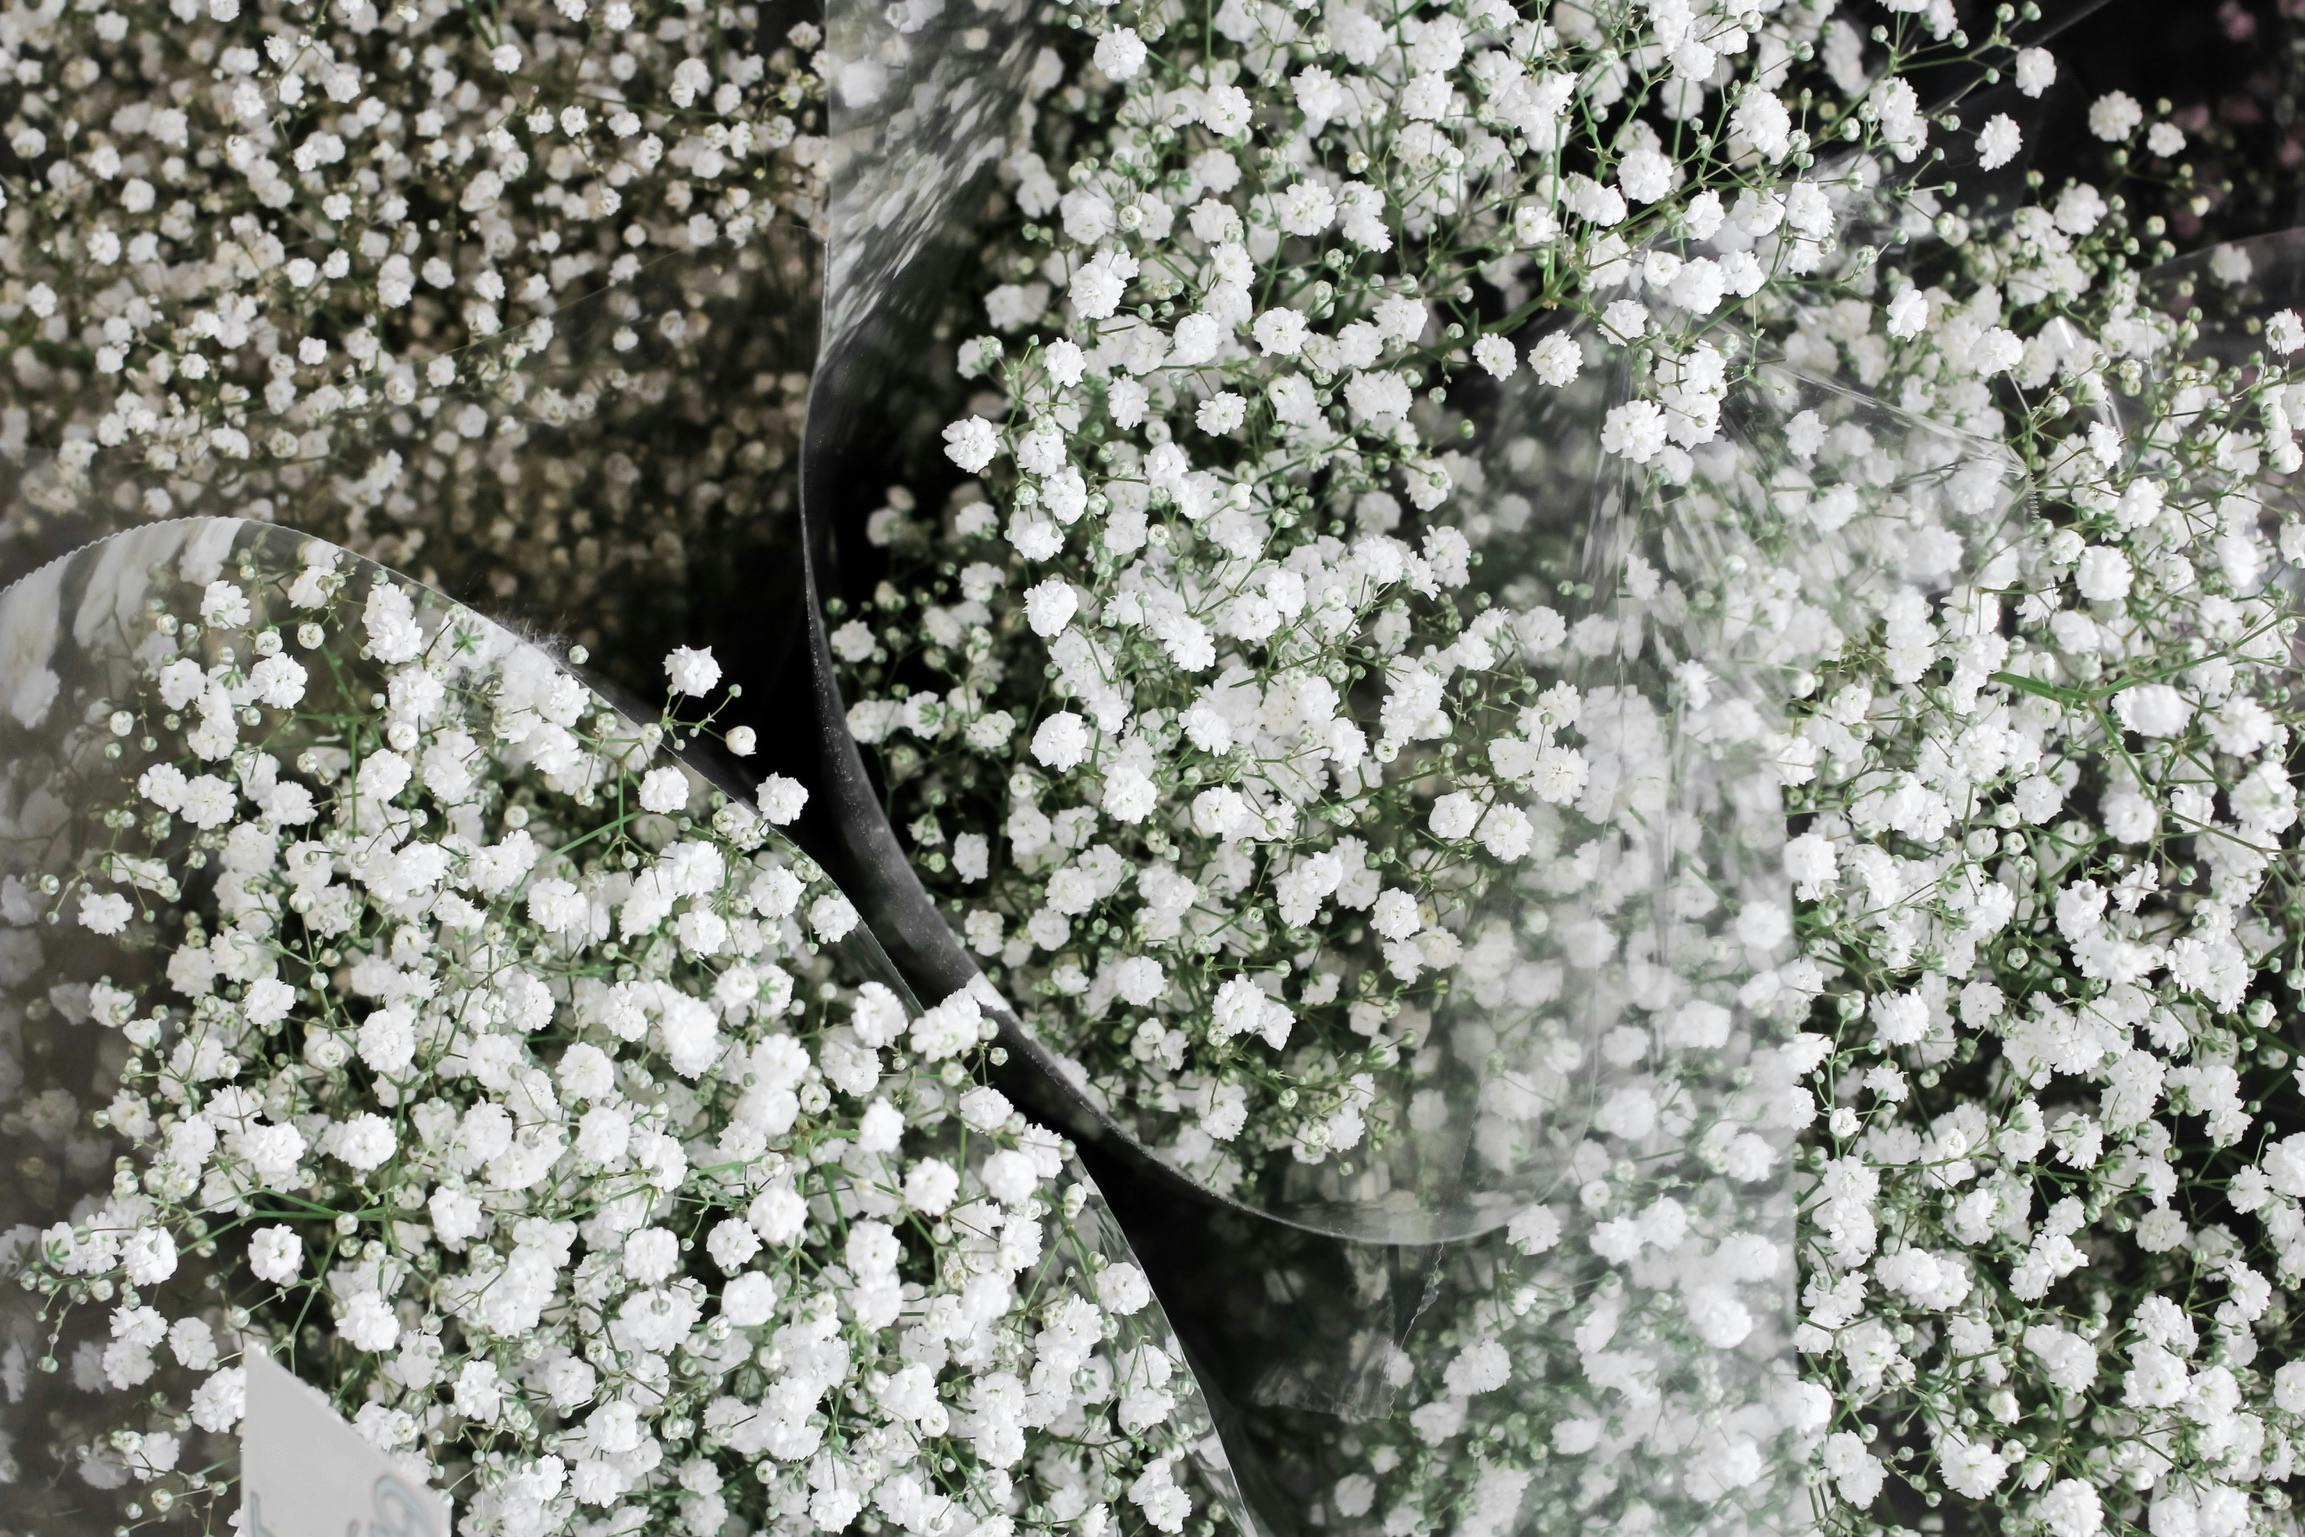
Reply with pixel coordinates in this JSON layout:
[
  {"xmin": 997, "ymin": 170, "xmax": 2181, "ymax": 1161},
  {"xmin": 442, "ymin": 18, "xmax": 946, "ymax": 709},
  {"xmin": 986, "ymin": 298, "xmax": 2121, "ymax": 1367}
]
[{"xmin": 241, "ymin": 1352, "xmax": 452, "ymax": 1537}]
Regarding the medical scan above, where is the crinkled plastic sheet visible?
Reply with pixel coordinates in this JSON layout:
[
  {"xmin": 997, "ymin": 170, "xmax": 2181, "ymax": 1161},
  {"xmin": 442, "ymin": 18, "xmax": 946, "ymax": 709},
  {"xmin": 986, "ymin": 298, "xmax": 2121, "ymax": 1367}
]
[
  {"xmin": 2146, "ymin": 226, "xmax": 2305, "ymax": 365},
  {"xmin": 0, "ymin": 517, "xmax": 1252, "ymax": 1534}
]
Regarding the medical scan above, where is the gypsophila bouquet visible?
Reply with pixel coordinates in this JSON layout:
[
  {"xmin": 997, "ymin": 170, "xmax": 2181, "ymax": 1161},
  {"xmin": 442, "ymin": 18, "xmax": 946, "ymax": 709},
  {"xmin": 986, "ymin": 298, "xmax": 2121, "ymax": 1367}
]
[
  {"xmin": 806, "ymin": 0, "xmax": 2305, "ymax": 1532},
  {"xmin": 0, "ymin": 519, "xmax": 1244, "ymax": 1536},
  {"xmin": 829, "ymin": 0, "xmax": 2045, "ymax": 1206},
  {"xmin": 1772, "ymin": 215, "xmax": 2305, "ymax": 1533},
  {"xmin": 0, "ymin": 0, "xmax": 826, "ymax": 666}
]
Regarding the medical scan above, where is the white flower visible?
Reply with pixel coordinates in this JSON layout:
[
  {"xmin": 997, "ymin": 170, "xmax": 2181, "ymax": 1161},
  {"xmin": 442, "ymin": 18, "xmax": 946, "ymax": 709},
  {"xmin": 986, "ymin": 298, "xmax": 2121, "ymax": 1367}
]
[
  {"xmin": 722, "ymin": 1271, "xmax": 779, "ymax": 1328},
  {"xmin": 1069, "ymin": 253, "xmax": 1135, "ymax": 320},
  {"xmin": 663, "ymin": 646, "xmax": 722, "ymax": 696},
  {"xmin": 2088, "ymin": 91, "xmax": 2143, "ymax": 142},
  {"xmin": 1935, "ymin": 1431, "xmax": 2007, "ymax": 1499},
  {"xmin": 1168, "ymin": 313, "xmax": 1222, "ymax": 366},
  {"xmin": 2014, "ymin": 47, "xmax": 2057, "ymax": 97},
  {"xmin": 79, "ymin": 889, "xmax": 133, "ymax": 935},
  {"xmin": 1443, "ymin": 1339, "xmax": 1510, "ymax": 1395},
  {"xmin": 1092, "ymin": 25, "xmax": 1146, "ymax": 80},
  {"xmin": 807, "ymin": 891, "xmax": 859, "ymax": 941},
  {"xmin": 2037, "ymin": 1479, "xmax": 2104, "ymax": 1537},
  {"xmin": 1024, "ymin": 579, "xmax": 1078, "ymax": 637},
  {"xmin": 1506, "ymin": 1206, "xmax": 1560, "ymax": 1255},
  {"xmin": 357, "ymin": 1005, "xmax": 417, "ymax": 1076},
  {"xmin": 1096, "ymin": 1263, "xmax": 1152, "ymax": 1315},
  {"xmin": 621, "ymin": 1227, "xmax": 679, "ymax": 1284},
  {"xmin": 746, "ymin": 1183, "xmax": 806, "ymax": 1245},
  {"xmin": 330, "ymin": 1113, "xmax": 396, "ymax": 1171},
  {"xmin": 943, "ymin": 416, "xmax": 1001, "ymax": 473},
  {"xmin": 1252, "ymin": 308, "xmax": 1308, "ymax": 356},
  {"xmin": 1870, "ymin": 991, "xmax": 1929, "ymax": 1048},
  {"xmin": 179, "ymin": 774, "xmax": 237, "ymax": 828},
  {"xmin": 1886, "ymin": 286, "xmax": 1929, "ymax": 339},
  {"xmin": 1970, "ymin": 326, "xmax": 2023, "ymax": 377},
  {"xmin": 200, "ymin": 581, "xmax": 251, "ymax": 627},
  {"xmin": 122, "ymin": 1227, "xmax": 177, "ymax": 1286},
  {"xmin": 1031, "ymin": 711, "xmax": 1092, "ymax": 771},
  {"xmin": 2123, "ymin": 1342, "xmax": 2190, "ymax": 1408},
  {"xmin": 809, "ymin": 1488, "xmax": 864, "ymax": 1532},
  {"xmin": 1732, "ymin": 88, "xmax": 1793, "ymax": 161},
  {"xmin": 1601, "ymin": 400, "xmax": 1669, "ymax": 462},
  {"xmin": 912, "ymin": 990, "xmax": 987, "ymax": 1061},
  {"xmin": 357, "ymin": 749, "xmax": 412, "ymax": 802},
  {"xmin": 2074, "ymin": 546, "xmax": 2133, "ymax": 602},
  {"xmin": 340, "ymin": 1290, "xmax": 400, "ymax": 1353},
  {"xmin": 1428, "ymin": 792, "xmax": 1480, "ymax": 841},
  {"xmin": 249, "ymin": 654, "xmax": 307, "ymax": 708},
  {"xmin": 248, "ymin": 1226, "xmax": 302, "ymax": 1285},
  {"xmin": 1784, "ymin": 831, "xmax": 1837, "ymax": 899},
  {"xmin": 1471, "ymin": 335, "xmax": 1516, "ymax": 379},
  {"xmin": 1975, "ymin": 114, "xmax": 2021, "ymax": 171},
  {"xmin": 1103, "ymin": 764, "xmax": 1158, "ymax": 823},
  {"xmin": 2113, "ymin": 684, "xmax": 2192, "ymax": 738},
  {"xmin": 1196, "ymin": 393, "xmax": 1246, "ymax": 434},
  {"xmin": 1529, "ymin": 333, "xmax": 1581, "ymax": 386},
  {"xmin": 528, "ymin": 878, "xmax": 589, "ymax": 933},
  {"xmin": 1616, "ymin": 147, "xmax": 1672, "ymax": 204},
  {"xmin": 904, "ymin": 1158, "xmax": 961, "ymax": 1215},
  {"xmin": 981, "ymin": 1149, "xmax": 1040, "ymax": 1206},
  {"xmin": 1275, "ymin": 182, "xmax": 1336, "ymax": 236},
  {"xmin": 1210, "ymin": 977, "xmax": 1291, "ymax": 1048},
  {"xmin": 1198, "ymin": 82, "xmax": 1252, "ymax": 137},
  {"xmin": 638, "ymin": 765, "xmax": 689, "ymax": 814},
  {"xmin": 1822, "ymin": 1432, "xmax": 1884, "ymax": 1507},
  {"xmin": 757, "ymin": 775, "xmax": 809, "ymax": 824}
]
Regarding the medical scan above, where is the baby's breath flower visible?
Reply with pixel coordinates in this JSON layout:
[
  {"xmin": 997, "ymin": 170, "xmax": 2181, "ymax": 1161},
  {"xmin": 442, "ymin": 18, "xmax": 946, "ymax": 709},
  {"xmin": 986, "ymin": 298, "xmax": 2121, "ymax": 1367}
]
[{"xmin": 0, "ymin": 523, "xmax": 1233, "ymax": 1535}]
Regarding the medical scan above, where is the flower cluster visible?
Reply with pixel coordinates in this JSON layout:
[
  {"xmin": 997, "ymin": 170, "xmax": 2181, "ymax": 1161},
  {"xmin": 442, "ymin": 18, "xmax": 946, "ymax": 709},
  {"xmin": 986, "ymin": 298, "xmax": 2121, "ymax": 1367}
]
[
  {"xmin": 0, "ymin": 0, "xmax": 825, "ymax": 669},
  {"xmin": 823, "ymin": 0, "xmax": 2305, "ymax": 1530},
  {"xmin": 1778, "ymin": 213, "xmax": 2305, "ymax": 1533},
  {"xmin": 0, "ymin": 522, "xmax": 1234, "ymax": 1536},
  {"xmin": 830, "ymin": 0, "xmax": 2078, "ymax": 1201}
]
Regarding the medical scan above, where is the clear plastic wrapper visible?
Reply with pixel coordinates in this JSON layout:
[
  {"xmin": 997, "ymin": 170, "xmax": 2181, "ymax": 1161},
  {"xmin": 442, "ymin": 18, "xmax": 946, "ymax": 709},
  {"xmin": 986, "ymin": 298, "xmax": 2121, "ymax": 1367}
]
[{"xmin": 790, "ymin": 0, "xmax": 2039, "ymax": 1229}]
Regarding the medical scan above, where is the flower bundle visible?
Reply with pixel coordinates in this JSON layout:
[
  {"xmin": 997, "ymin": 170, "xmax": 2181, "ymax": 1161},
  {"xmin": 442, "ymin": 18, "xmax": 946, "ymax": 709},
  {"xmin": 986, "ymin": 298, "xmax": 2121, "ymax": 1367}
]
[
  {"xmin": 0, "ymin": 0, "xmax": 826, "ymax": 663},
  {"xmin": 832, "ymin": 0, "xmax": 2032, "ymax": 1199},
  {"xmin": 0, "ymin": 521, "xmax": 1236, "ymax": 1536},
  {"xmin": 820, "ymin": 0, "xmax": 2305, "ymax": 1532}
]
